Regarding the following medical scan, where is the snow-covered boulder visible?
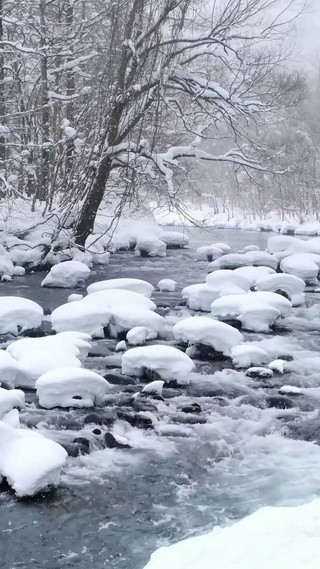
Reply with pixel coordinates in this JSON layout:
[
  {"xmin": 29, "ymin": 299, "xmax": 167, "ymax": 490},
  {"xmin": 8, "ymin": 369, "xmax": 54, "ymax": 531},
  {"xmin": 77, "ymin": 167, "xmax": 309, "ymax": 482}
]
[
  {"xmin": 135, "ymin": 236, "xmax": 166, "ymax": 257},
  {"xmin": 243, "ymin": 250, "xmax": 278, "ymax": 270},
  {"xmin": 157, "ymin": 279, "xmax": 176, "ymax": 292},
  {"xmin": 0, "ymin": 350, "xmax": 23, "ymax": 388},
  {"xmin": 84, "ymin": 234, "xmax": 110, "ymax": 265},
  {"xmin": 0, "ymin": 387, "xmax": 25, "ymax": 419},
  {"xmin": 206, "ymin": 270, "xmax": 251, "ymax": 292},
  {"xmin": 51, "ymin": 289, "xmax": 162, "ymax": 338},
  {"xmin": 142, "ymin": 499, "xmax": 320, "ymax": 569},
  {"xmin": 41, "ymin": 260, "xmax": 90, "ymax": 288},
  {"xmin": 254, "ymin": 274, "xmax": 305, "ymax": 306},
  {"xmin": 0, "ymin": 255, "xmax": 14, "ymax": 277},
  {"xmin": 127, "ymin": 326, "xmax": 157, "ymax": 345},
  {"xmin": 237, "ymin": 302, "xmax": 281, "ymax": 333},
  {"xmin": 196, "ymin": 245, "xmax": 224, "ymax": 261},
  {"xmin": 233, "ymin": 266, "xmax": 276, "ymax": 286},
  {"xmin": 0, "ymin": 296, "xmax": 43, "ymax": 335},
  {"xmin": 142, "ymin": 380, "xmax": 165, "ymax": 396},
  {"xmin": 280, "ymin": 253, "xmax": 320, "ymax": 284},
  {"xmin": 87, "ymin": 278, "xmax": 154, "ymax": 298},
  {"xmin": 208, "ymin": 253, "xmax": 251, "ymax": 271},
  {"xmin": 160, "ymin": 231, "xmax": 189, "ymax": 248},
  {"xmin": 230, "ymin": 344, "xmax": 269, "ymax": 368},
  {"xmin": 182, "ymin": 283, "xmax": 222, "ymax": 312},
  {"xmin": 267, "ymin": 235, "xmax": 300, "ymax": 254},
  {"xmin": 173, "ymin": 317, "xmax": 243, "ymax": 356},
  {"xmin": 122, "ymin": 345, "xmax": 195, "ymax": 382},
  {"xmin": 68, "ymin": 293, "xmax": 83, "ymax": 302},
  {"xmin": 241, "ymin": 245, "xmax": 260, "ymax": 252},
  {"xmin": 36, "ymin": 367, "xmax": 111, "ymax": 408},
  {"xmin": 13, "ymin": 266, "xmax": 25, "ymax": 276},
  {"xmin": 0, "ymin": 422, "xmax": 67, "ymax": 497}
]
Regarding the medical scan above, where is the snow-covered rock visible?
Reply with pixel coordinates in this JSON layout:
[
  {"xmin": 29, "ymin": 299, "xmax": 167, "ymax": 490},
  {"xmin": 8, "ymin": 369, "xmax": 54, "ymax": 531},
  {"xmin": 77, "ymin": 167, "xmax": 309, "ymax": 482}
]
[
  {"xmin": 238, "ymin": 302, "xmax": 281, "ymax": 333},
  {"xmin": 279, "ymin": 385, "xmax": 302, "ymax": 395},
  {"xmin": 142, "ymin": 380, "xmax": 165, "ymax": 396},
  {"xmin": 206, "ymin": 269, "xmax": 251, "ymax": 292},
  {"xmin": 0, "ymin": 422, "xmax": 67, "ymax": 497},
  {"xmin": 254, "ymin": 273, "xmax": 305, "ymax": 306},
  {"xmin": 41, "ymin": 260, "xmax": 90, "ymax": 288},
  {"xmin": 196, "ymin": 244, "xmax": 224, "ymax": 261},
  {"xmin": 142, "ymin": 499, "xmax": 320, "ymax": 569},
  {"xmin": 243, "ymin": 250, "xmax": 278, "ymax": 270},
  {"xmin": 0, "ymin": 296, "xmax": 43, "ymax": 335},
  {"xmin": 68, "ymin": 293, "xmax": 83, "ymax": 302},
  {"xmin": 87, "ymin": 278, "xmax": 154, "ymax": 298},
  {"xmin": 233, "ymin": 266, "xmax": 276, "ymax": 286},
  {"xmin": 173, "ymin": 316, "xmax": 243, "ymax": 356},
  {"xmin": 13, "ymin": 265, "xmax": 25, "ymax": 276},
  {"xmin": 182, "ymin": 283, "xmax": 222, "ymax": 312},
  {"xmin": 230, "ymin": 345, "xmax": 269, "ymax": 368},
  {"xmin": 0, "ymin": 255, "xmax": 14, "ymax": 277},
  {"xmin": 267, "ymin": 235, "xmax": 300, "ymax": 254},
  {"xmin": 115, "ymin": 340, "xmax": 127, "ymax": 352},
  {"xmin": 268, "ymin": 359, "xmax": 285, "ymax": 373},
  {"xmin": 160, "ymin": 231, "xmax": 189, "ymax": 248},
  {"xmin": 127, "ymin": 326, "xmax": 157, "ymax": 345},
  {"xmin": 135, "ymin": 236, "xmax": 166, "ymax": 257},
  {"xmin": 208, "ymin": 253, "xmax": 251, "ymax": 271},
  {"xmin": 122, "ymin": 345, "xmax": 195, "ymax": 382},
  {"xmin": 52, "ymin": 289, "xmax": 162, "ymax": 338},
  {"xmin": 36, "ymin": 367, "xmax": 111, "ymax": 408},
  {"xmin": 0, "ymin": 387, "xmax": 25, "ymax": 420},
  {"xmin": 157, "ymin": 279, "xmax": 176, "ymax": 292},
  {"xmin": 0, "ymin": 350, "xmax": 23, "ymax": 388},
  {"xmin": 241, "ymin": 245, "xmax": 260, "ymax": 252},
  {"xmin": 280, "ymin": 253, "xmax": 320, "ymax": 284}
]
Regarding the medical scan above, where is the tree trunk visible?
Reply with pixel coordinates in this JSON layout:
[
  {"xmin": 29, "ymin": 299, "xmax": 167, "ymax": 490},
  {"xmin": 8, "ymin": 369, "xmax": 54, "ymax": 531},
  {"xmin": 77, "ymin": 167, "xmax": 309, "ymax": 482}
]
[
  {"xmin": 75, "ymin": 157, "xmax": 112, "ymax": 246},
  {"xmin": 37, "ymin": 0, "xmax": 50, "ymax": 201},
  {"xmin": 65, "ymin": 0, "xmax": 75, "ymax": 172}
]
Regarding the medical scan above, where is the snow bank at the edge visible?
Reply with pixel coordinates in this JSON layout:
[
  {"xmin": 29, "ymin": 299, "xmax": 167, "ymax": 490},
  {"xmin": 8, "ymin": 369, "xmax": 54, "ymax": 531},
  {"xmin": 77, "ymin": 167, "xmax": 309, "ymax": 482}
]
[{"xmin": 142, "ymin": 499, "xmax": 320, "ymax": 569}]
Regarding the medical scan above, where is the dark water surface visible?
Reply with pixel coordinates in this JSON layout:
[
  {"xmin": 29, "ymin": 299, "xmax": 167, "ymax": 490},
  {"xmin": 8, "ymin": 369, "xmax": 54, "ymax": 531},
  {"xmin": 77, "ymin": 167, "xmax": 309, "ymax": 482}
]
[{"xmin": 1, "ymin": 227, "xmax": 319, "ymax": 569}]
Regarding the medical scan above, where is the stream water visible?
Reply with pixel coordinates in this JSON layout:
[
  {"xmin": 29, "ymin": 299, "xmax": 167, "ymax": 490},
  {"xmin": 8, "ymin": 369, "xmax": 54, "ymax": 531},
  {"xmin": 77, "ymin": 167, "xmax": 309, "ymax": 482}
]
[{"xmin": 0, "ymin": 227, "xmax": 320, "ymax": 569}]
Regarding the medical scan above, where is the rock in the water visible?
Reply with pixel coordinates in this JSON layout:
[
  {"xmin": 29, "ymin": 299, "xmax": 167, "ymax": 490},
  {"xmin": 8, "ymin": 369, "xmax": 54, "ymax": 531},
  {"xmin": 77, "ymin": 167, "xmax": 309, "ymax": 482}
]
[
  {"xmin": 83, "ymin": 413, "xmax": 103, "ymax": 426},
  {"xmin": 116, "ymin": 410, "xmax": 153, "ymax": 429},
  {"xmin": 265, "ymin": 395, "xmax": 294, "ymax": 409},
  {"xmin": 246, "ymin": 367, "xmax": 273, "ymax": 379},
  {"xmin": 104, "ymin": 432, "xmax": 131, "ymax": 449},
  {"xmin": 73, "ymin": 437, "xmax": 90, "ymax": 454},
  {"xmin": 171, "ymin": 413, "xmax": 207, "ymax": 425},
  {"xmin": 92, "ymin": 428, "xmax": 102, "ymax": 435},
  {"xmin": 179, "ymin": 403, "xmax": 202, "ymax": 414},
  {"xmin": 104, "ymin": 372, "xmax": 136, "ymax": 386}
]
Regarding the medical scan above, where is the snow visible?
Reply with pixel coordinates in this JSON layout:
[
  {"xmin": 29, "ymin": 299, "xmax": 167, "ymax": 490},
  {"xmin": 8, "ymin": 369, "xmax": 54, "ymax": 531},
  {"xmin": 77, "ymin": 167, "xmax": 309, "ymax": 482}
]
[
  {"xmin": 41, "ymin": 260, "xmax": 90, "ymax": 288},
  {"xmin": 87, "ymin": 278, "xmax": 154, "ymax": 298},
  {"xmin": 36, "ymin": 367, "xmax": 111, "ymax": 408},
  {"xmin": 196, "ymin": 244, "xmax": 224, "ymax": 261},
  {"xmin": 0, "ymin": 422, "xmax": 67, "ymax": 497},
  {"xmin": 206, "ymin": 269, "xmax": 251, "ymax": 292},
  {"xmin": 280, "ymin": 253, "xmax": 320, "ymax": 284},
  {"xmin": 254, "ymin": 273, "xmax": 305, "ymax": 305},
  {"xmin": 230, "ymin": 345, "xmax": 269, "ymax": 368},
  {"xmin": 279, "ymin": 385, "xmax": 302, "ymax": 395},
  {"xmin": 173, "ymin": 317, "xmax": 243, "ymax": 356},
  {"xmin": 121, "ymin": 345, "xmax": 195, "ymax": 382},
  {"xmin": 160, "ymin": 231, "xmax": 189, "ymax": 248},
  {"xmin": 142, "ymin": 380, "xmax": 165, "ymax": 396},
  {"xmin": 0, "ymin": 350, "xmax": 23, "ymax": 388},
  {"xmin": 243, "ymin": 250, "xmax": 278, "ymax": 270},
  {"xmin": 142, "ymin": 499, "xmax": 320, "ymax": 569},
  {"xmin": 157, "ymin": 279, "xmax": 176, "ymax": 292},
  {"xmin": 0, "ymin": 254, "xmax": 14, "ymax": 277},
  {"xmin": 182, "ymin": 283, "xmax": 222, "ymax": 311},
  {"xmin": 208, "ymin": 253, "xmax": 251, "ymax": 271},
  {"xmin": 135, "ymin": 236, "xmax": 166, "ymax": 257},
  {"xmin": 127, "ymin": 326, "xmax": 157, "ymax": 345},
  {"xmin": 268, "ymin": 359, "xmax": 285, "ymax": 373},
  {"xmin": 115, "ymin": 340, "xmax": 127, "ymax": 352},
  {"xmin": 0, "ymin": 296, "xmax": 43, "ymax": 335},
  {"xmin": 233, "ymin": 266, "xmax": 276, "ymax": 286},
  {"xmin": 0, "ymin": 387, "xmax": 25, "ymax": 420},
  {"xmin": 68, "ymin": 293, "xmax": 83, "ymax": 302},
  {"xmin": 51, "ymin": 289, "xmax": 161, "ymax": 338}
]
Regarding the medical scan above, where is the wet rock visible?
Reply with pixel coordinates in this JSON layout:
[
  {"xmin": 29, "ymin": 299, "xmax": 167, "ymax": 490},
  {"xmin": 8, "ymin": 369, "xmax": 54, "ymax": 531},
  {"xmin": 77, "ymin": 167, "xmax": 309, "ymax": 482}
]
[
  {"xmin": 92, "ymin": 428, "xmax": 102, "ymax": 435},
  {"xmin": 83, "ymin": 413, "xmax": 103, "ymax": 426},
  {"xmin": 21, "ymin": 327, "xmax": 46, "ymax": 338},
  {"xmin": 63, "ymin": 443, "xmax": 88, "ymax": 457},
  {"xmin": 116, "ymin": 410, "xmax": 153, "ymax": 429},
  {"xmin": 73, "ymin": 437, "xmax": 90, "ymax": 455},
  {"xmin": 179, "ymin": 403, "xmax": 202, "ymax": 414},
  {"xmin": 130, "ymin": 399, "xmax": 158, "ymax": 413},
  {"xmin": 43, "ymin": 307, "xmax": 52, "ymax": 316},
  {"xmin": 104, "ymin": 372, "xmax": 137, "ymax": 386},
  {"xmin": 171, "ymin": 413, "xmax": 207, "ymax": 425},
  {"xmin": 195, "ymin": 344, "xmax": 228, "ymax": 361},
  {"xmin": 265, "ymin": 395, "xmax": 294, "ymax": 409},
  {"xmin": 246, "ymin": 367, "xmax": 273, "ymax": 379},
  {"xmin": 104, "ymin": 432, "xmax": 131, "ymax": 449}
]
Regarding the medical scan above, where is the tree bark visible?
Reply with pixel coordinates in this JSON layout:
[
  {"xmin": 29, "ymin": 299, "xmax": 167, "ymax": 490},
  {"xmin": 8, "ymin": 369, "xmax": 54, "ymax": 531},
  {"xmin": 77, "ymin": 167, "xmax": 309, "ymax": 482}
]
[
  {"xmin": 37, "ymin": 0, "xmax": 50, "ymax": 201},
  {"xmin": 75, "ymin": 157, "xmax": 112, "ymax": 246},
  {"xmin": 0, "ymin": 0, "xmax": 6, "ymax": 166}
]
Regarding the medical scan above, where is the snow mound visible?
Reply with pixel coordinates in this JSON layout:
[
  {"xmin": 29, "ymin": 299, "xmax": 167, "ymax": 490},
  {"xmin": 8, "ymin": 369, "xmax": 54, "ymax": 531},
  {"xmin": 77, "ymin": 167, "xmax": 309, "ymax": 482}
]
[
  {"xmin": 0, "ymin": 255, "xmax": 14, "ymax": 277},
  {"xmin": 279, "ymin": 385, "xmax": 302, "ymax": 395},
  {"xmin": 52, "ymin": 290, "xmax": 162, "ymax": 338},
  {"xmin": 122, "ymin": 345, "xmax": 195, "ymax": 382},
  {"xmin": 85, "ymin": 234, "xmax": 110, "ymax": 265},
  {"xmin": 230, "ymin": 344, "xmax": 269, "ymax": 368},
  {"xmin": 142, "ymin": 380, "xmax": 165, "ymax": 396},
  {"xmin": 127, "ymin": 326, "xmax": 157, "ymax": 345},
  {"xmin": 267, "ymin": 235, "xmax": 300, "ymax": 254},
  {"xmin": 233, "ymin": 266, "xmax": 276, "ymax": 286},
  {"xmin": 173, "ymin": 316, "xmax": 243, "ymax": 356},
  {"xmin": 36, "ymin": 367, "xmax": 111, "ymax": 408},
  {"xmin": 206, "ymin": 269, "xmax": 251, "ymax": 291},
  {"xmin": 87, "ymin": 278, "xmax": 154, "ymax": 297},
  {"xmin": 241, "ymin": 245, "xmax": 260, "ymax": 252},
  {"xmin": 41, "ymin": 260, "xmax": 90, "ymax": 288},
  {"xmin": 182, "ymin": 283, "xmax": 224, "ymax": 312},
  {"xmin": 68, "ymin": 293, "xmax": 83, "ymax": 302},
  {"xmin": 208, "ymin": 253, "xmax": 251, "ymax": 271},
  {"xmin": 0, "ymin": 296, "xmax": 43, "ymax": 335},
  {"xmin": 0, "ymin": 422, "xmax": 67, "ymax": 497},
  {"xmin": 196, "ymin": 244, "xmax": 224, "ymax": 261},
  {"xmin": 157, "ymin": 279, "xmax": 176, "ymax": 292},
  {"xmin": 0, "ymin": 388, "xmax": 25, "ymax": 420},
  {"xmin": 135, "ymin": 236, "xmax": 166, "ymax": 257},
  {"xmin": 143, "ymin": 499, "xmax": 320, "ymax": 569},
  {"xmin": 243, "ymin": 250, "xmax": 278, "ymax": 270},
  {"xmin": 280, "ymin": 253, "xmax": 320, "ymax": 284},
  {"xmin": 0, "ymin": 350, "xmax": 23, "ymax": 388},
  {"xmin": 160, "ymin": 231, "xmax": 189, "ymax": 248},
  {"xmin": 254, "ymin": 273, "xmax": 305, "ymax": 306}
]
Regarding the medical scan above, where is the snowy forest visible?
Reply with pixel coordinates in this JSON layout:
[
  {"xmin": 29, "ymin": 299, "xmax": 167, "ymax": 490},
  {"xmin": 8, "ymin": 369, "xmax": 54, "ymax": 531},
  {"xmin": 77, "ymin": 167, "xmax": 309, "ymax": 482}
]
[{"xmin": 0, "ymin": 0, "xmax": 317, "ymax": 241}]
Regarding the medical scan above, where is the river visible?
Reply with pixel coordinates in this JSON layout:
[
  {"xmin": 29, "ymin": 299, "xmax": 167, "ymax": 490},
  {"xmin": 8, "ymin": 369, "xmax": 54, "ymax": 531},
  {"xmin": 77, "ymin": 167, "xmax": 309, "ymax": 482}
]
[{"xmin": 0, "ymin": 227, "xmax": 319, "ymax": 569}]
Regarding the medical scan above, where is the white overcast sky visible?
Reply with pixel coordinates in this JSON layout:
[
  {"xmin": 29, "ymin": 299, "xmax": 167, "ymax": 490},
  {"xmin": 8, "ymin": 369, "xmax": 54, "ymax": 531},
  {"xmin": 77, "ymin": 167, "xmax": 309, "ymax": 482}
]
[{"xmin": 295, "ymin": 0, "xmax": 320, "ymax": 73}]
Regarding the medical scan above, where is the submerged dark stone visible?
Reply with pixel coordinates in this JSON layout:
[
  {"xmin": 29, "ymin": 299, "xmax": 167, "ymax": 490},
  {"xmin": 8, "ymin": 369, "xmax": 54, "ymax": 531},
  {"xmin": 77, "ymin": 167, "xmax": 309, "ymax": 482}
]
[
  {"xmin": 116, "ymin": 410, "xmax": 153, "ymax": 429},
  {"xmin": 179, "ymin": 403, "xmax": 202, "ymax": 414},
  {"xmin": 72, "ymin": 437, "xmax": 90, "ymax": 455},
  {"xmin": 83, "ymin": 413, "xmax": 103, "ymax": 426},
  {"xmin": 92, "ymin": 428, "xmax": 102, "ymax": 436},
  {"xmin": 265, "ymin": 396, "xmax": 294, "ymax": 409},
  {"xmin": 104, "ymin": 372, "xmax": 137, "ymax": 386}
]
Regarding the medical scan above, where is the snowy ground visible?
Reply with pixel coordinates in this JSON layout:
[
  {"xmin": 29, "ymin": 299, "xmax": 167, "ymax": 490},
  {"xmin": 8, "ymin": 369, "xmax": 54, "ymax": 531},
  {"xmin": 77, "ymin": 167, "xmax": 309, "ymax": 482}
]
[{"xmin": 1, "ymin": 226, "xmax": 320, "ymax": 568}]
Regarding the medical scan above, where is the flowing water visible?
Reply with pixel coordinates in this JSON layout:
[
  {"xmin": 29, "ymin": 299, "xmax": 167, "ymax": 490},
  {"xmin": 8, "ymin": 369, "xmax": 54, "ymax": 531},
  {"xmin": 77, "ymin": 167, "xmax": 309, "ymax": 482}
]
[{"xmin": 1, "ymin": 227, "xmax": 320, "ymax": 569}]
